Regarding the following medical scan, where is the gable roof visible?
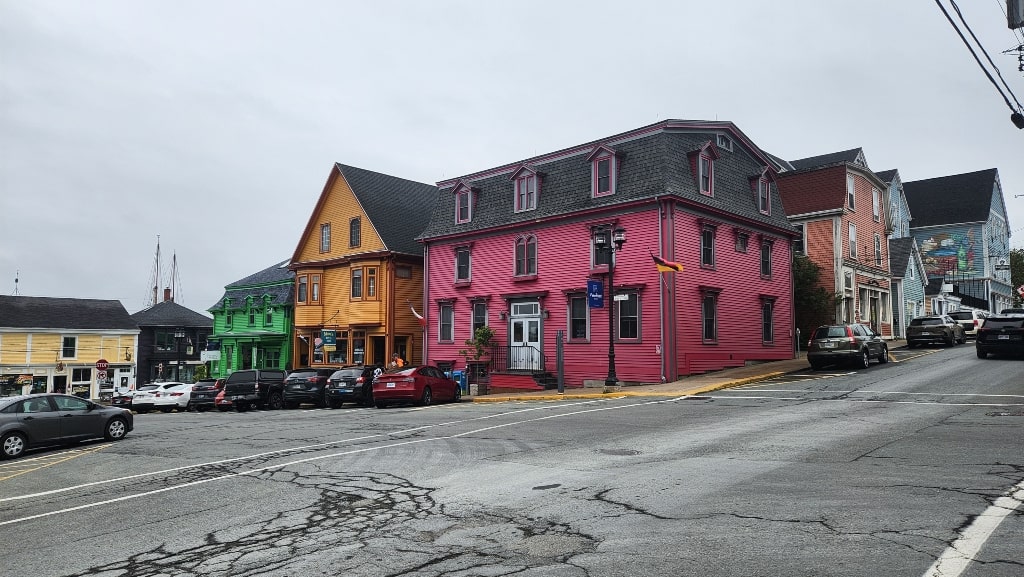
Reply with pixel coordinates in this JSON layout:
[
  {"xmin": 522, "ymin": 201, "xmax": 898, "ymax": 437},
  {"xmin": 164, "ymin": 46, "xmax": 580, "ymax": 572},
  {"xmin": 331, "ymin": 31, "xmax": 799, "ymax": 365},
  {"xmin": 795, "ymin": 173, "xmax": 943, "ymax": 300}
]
[
  {"xmin": 131, "ymin": 300, "xmax": 213, "ymax": 328},
  {"xmin": 887, "ymin": 237, "xmax": 915, "ymax": 277},
  {"xmin": 418, "ymin": 119, "xmax": 796, "ymax": 241},
  {"xmin": 0, "ymin": 295, "xmax": 138, "ymax": 331},
  {"xmin": 789, "ymin": 148, "xmax": 864, "ymax": 171},
  {"xmin": 875, "ymin": 169, "xmax": 897, "ymax": 184},
  {"xmin": 902, "ymin": 168, "xmax": 999, "ymax": 228},
  {"xmin": 209, "ymin": 260, "xmax": 294, "ymax": 311}
]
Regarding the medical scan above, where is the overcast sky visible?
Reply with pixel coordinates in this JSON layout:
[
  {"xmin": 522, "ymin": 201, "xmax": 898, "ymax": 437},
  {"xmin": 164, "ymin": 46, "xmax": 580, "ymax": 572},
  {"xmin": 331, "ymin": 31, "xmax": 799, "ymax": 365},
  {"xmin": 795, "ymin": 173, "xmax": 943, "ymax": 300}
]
[{"xmin": 2, "ymin": 0, "xmax": 1022, "ymax": 315}]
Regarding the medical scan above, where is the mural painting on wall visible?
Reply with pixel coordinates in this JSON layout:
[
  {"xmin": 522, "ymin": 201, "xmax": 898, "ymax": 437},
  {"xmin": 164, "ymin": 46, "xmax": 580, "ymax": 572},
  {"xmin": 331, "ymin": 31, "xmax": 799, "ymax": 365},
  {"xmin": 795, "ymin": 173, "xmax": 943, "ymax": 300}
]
[{"xmin": 919, "ymin": 231, "xmax": 978, "ymax": 278}]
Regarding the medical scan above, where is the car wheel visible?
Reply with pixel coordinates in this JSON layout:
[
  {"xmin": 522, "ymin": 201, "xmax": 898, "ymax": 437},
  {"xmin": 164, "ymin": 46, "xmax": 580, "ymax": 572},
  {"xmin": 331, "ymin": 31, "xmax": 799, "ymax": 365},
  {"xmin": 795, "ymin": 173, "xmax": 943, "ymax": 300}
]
[
  {"xmin": 217, "ymin": 406, "xmax": 231, "ymax": 412},
  {"xmin": 878, "ymin": 345, "xmax": 889, "ymax": 363},
  {"xmin": 374, "ymin": 401, "xmax": 387, "ymax": 409},
  {"xmin": 808, "ymin": 361, "xmax": 823, "ymax": 371},
  {"xmin": 453, "ymin": 386, "xmax": 462, "ymax": 403},
  {"xmin": 159, "ymin": 407, "xmax": 174, "ymax": 413},
  {"xmin": 976, "ymin": 348, "xmax": 987, "ymax": 359},
  {"xmin": 267, "ymin": 392, "xmax": 284, "ymax": 410},
  {"xmin": 958, "ymin": 334, "xmax": 967, "ymax": 345},
  {"xmin": 104, "ymin": 417, "xmax": 129, "ymax": 441},
  {"xmin": 327, "ymin": 400, "xmax": 340, "ymax": 409},
  {"xmin": 135, "ymin": 408, "xmax": 150, "ymax": 414},
  {"xmin": 946, "ymin": 332, "xmax": 955, "ymax": 346},
  {"xmin": 856, "ymin": 349, "xmax": 870, "ymax": 369},
  {"xmin": 235, "ymin": 402, "xmax": 249, "ymax": 412},
  {"xmin": 418, "ymin": 386, "xmax": 433, "ymax": 406},
  {"xmin": 1, "ymin": 431, "xmax": 27, "ymax": 459}
]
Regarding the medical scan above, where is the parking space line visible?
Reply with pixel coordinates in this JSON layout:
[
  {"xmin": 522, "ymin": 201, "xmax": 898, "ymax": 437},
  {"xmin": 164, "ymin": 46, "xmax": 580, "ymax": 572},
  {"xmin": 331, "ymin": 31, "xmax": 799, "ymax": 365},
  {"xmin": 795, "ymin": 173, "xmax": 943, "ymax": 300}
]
[{"xmin": 0, "ymin": 445, "xmax": 109, "ymax": 481}]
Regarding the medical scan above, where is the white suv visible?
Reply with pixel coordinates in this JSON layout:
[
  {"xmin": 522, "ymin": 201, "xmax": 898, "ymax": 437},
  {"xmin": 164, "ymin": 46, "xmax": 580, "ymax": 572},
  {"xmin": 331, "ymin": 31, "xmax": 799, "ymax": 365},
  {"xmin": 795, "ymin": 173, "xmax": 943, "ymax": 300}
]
[{"xmin": 948, "ymin": 309, "xmax": 989, "ymax": 339}]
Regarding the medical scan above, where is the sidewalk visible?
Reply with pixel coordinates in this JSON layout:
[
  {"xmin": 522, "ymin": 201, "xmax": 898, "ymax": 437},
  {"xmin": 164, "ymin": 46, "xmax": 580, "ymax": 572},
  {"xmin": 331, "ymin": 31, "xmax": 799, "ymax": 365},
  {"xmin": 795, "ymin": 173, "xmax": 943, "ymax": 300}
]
[{"xmin": 470, "ymin": 340, "xmax": 907, "ymax": 402}]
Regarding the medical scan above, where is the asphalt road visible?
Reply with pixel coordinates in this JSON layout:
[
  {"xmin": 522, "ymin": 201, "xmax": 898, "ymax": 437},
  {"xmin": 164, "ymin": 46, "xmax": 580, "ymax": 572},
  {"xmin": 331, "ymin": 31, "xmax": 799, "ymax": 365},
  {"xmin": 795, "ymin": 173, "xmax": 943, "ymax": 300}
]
[{"xmin": 1, "ymin": 345, "xmax": 1021, "ymax": 577}]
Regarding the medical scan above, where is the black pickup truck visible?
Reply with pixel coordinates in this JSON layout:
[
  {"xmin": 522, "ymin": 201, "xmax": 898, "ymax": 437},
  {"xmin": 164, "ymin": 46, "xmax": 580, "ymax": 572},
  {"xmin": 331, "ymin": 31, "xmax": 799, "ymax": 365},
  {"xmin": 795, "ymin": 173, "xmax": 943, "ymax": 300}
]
[{"xmin": 222, "ymin": 369, "xmax": 287, "ymax": 411}]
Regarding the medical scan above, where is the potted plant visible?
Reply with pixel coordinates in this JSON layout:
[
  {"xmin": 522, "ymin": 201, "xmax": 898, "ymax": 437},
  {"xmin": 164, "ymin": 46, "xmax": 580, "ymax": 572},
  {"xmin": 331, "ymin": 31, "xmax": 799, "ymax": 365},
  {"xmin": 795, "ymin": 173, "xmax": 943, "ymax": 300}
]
[{"xmin": 458, "ymin": 326, "xmax": 494, "ymax": 394}]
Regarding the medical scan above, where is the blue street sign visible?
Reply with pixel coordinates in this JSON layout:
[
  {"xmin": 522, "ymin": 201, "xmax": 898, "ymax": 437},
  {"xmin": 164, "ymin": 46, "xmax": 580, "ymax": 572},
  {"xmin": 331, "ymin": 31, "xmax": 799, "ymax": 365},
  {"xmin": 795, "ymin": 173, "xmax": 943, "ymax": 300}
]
[{"xmin": 587, "ymin": 279, "xmax": 604, "ymax": 308}]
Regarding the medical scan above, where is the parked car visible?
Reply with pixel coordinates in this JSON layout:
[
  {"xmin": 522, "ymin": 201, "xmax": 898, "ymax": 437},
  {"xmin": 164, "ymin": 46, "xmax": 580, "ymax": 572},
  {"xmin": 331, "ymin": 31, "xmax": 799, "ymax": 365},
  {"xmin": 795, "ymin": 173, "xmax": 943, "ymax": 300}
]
[
  {"xmin": 1000, "ymin": 308, "xmax": 1024, "ymax": 314},
  {"xmin": 282, "ymin": 367, "xmax": 341, "ymax": 409},
  {"xmin": 325, "ymin": 365, "xmax": 383, "ymax": 408},
  {"xmin": 222, "ymin": 369, "xmax": 287, "ymax": 411},
  {"xmin": 975, "ymin": 315, "xmax": 1024, "ymax": 358},
  {"xmin": 188, "ymin": 378, "xmax": 222, "ymax": 412},
  {"xmin": 214, "ymin": 388, "xmax": 232, "ymax": 412},
  {"xmin": 130, "ymin": 383, "xmax": 181, "ymax": 413},
  {"xmin": 108, "ymin": 387, "xmax": 136, "ymax": 408},
  {"xmin": 372, "ymin": 365, "xmax": 462, "ymax": 408},
  {"xmin": 154, "ymin": 383, "xmax": 192, "ymax": 412},
  {"xmin": 806, "ymin": 323, "xmax": 889, "ymax": 370},
  {"xmin": 948, "ymin": 309, "xmax": 989, "ymax": 339},
  {"xmin": 1, "ymin": 393, "xmax": 133, "ymax": 459},
  {"xmin": 906, "ymin": 315, "xmax": 967, "ymax": 348}
]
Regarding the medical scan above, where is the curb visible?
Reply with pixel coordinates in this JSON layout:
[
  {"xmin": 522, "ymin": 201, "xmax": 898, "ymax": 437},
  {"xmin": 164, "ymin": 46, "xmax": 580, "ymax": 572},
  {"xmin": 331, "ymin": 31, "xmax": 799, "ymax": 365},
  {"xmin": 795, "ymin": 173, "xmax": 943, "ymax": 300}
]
[{"xmin": 469, "ymin": 371, "xmax": 787, "ymax": 402}]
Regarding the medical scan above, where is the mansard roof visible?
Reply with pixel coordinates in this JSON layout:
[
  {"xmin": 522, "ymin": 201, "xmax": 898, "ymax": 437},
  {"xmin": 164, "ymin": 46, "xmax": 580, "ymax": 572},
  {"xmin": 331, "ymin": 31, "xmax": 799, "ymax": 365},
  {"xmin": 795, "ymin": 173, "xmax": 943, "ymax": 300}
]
[
  {"xmin": 209, "ymin": 260, "xmax": 294, "ymax": 312},
  {"xmin": 0, "ymin": 295, "xmax": 138, "ymax": 331},
  {"xmin": 902, "ymin": 168, "xmax": 1000, "ymax": 228},
  {"xmin": 418, "ymin": 120, "xmax": 796, "ymax": 241}
]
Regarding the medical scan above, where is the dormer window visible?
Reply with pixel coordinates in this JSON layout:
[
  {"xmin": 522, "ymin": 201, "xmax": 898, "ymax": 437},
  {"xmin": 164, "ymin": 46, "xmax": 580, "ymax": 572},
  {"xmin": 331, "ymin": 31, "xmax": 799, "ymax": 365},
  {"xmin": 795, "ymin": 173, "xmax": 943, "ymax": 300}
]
[
  {"xmin": 454, "ymin": 183, "xmax": 473, "ymax": 224},
  {"xmin": 588, "ymin": 145, "xmax": 618, "ymax": 197},
  {"xmin": 511, "ymin": 166, "xmax": 539, "ymax": 212},
  {"xmin": 716, "ymin": 134, "xmax": 733, "ymax": 151},
  {"xmin": 688, "ymin": 141, "xmax": 720, "ymax": 197},
  {"xmin": 758, "ymin": 178, "xmax": 770, "ymax": 214}
]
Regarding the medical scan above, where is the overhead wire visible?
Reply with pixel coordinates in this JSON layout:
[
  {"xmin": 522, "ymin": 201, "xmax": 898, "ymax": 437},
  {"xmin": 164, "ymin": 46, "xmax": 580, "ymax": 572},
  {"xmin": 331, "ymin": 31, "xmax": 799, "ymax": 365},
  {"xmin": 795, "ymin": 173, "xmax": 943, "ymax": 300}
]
[
  {"xmin": 951, "ymin": 0, "xmax": 1024, "ymax": 109},
  {"xmin": 934, "ymin": 0, "xmax": 1023, "ymax": 114}
]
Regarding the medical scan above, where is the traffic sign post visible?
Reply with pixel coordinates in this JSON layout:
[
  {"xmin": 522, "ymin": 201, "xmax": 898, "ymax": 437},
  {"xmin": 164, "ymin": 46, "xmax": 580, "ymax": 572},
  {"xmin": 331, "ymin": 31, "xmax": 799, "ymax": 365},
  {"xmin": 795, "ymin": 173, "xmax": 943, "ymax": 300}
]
[{"xmin": 95, "ymin": 359, "xmax": 109, "ymax": 371}]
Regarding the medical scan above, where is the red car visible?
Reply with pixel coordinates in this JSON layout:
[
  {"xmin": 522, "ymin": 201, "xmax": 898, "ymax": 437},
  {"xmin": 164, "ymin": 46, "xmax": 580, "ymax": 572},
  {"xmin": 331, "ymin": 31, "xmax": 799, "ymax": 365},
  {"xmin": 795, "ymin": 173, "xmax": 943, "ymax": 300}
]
[
  {"xmin": 214, "ymin": 388, "xmax": 233, "ymax": 412},
  {"xmin": 372, "ymin": 366, "xmax": 462, "ymax": 408}
]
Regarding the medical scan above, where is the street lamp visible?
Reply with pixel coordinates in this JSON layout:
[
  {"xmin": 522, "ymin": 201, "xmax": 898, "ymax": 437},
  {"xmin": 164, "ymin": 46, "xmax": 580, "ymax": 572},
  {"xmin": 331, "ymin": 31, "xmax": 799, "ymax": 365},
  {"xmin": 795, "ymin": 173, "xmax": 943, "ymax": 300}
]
[
  {"xmin": 174, "ymin": 328, "xmax": 186, "ymax": 381},
  {"xmin": 594, "ymin": 226, "xmax": 626, "ymax": 388}
]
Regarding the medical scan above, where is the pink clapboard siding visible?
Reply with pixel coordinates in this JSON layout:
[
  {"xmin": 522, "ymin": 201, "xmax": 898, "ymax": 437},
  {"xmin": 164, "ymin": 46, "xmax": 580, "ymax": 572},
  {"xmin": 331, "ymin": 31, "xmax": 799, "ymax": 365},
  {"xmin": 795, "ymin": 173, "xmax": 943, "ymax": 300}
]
[{"xmin": 425, "ymin": 203, "xmax": 794, "ymax": 386}]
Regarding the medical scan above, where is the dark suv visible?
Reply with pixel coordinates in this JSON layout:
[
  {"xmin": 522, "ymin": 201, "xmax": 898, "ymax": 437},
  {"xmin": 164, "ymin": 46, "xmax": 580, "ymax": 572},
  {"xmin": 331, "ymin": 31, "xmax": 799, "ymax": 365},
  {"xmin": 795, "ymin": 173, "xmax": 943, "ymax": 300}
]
[
  {"xmin": 806, "ymin": 323, "xmax": 889, "ymax": 370},
  {"xmin": 222, "ymin": 369, "xmax": 287, "ymax": 411},
  {"xmin": 325, "ymin": 365, "xmax": 383, "ymax": 408},
  {"xmin": 282, "ymin": 368, "xmax": 340, "ymax": 409},
  {"xmin": 975, "ymin": 315, "xmax": 1024, "ymax": 358},
  {"xmin": 188, "ymin": 378, "xmax": 222, "ymax": 412}
]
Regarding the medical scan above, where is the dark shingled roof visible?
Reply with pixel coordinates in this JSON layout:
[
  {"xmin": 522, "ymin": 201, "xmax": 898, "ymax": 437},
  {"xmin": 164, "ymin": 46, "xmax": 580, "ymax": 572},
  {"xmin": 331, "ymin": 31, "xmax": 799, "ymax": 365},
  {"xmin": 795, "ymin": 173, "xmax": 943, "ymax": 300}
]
[
  {"xmin": 875, "ymin": 169, "xmax": 897, "ymax": 184},
  {"xmin": 888, "ymin": 237, "xmax": 915, "ymax": 278},
  {"xmin": 131, "ymin": 300, "xmax": 213, "ymax": 328},
  {"xmin": 336, "ymin": 164, "xmax": 438, "ymax": 256},
  {"xmin": 0, "ymin": 295, "xmax": 138, "ymax": 330},
  {"xmin": 789, "ymin": 148, "xmax": 863, "ymax": 171},
  {"xmin": 209, "ymin": 260, "xmax": 294, "ymax": 312},
  {"xmin": 418, "ymin": 121, "xmax": 797, "ymax": 241},
  {"xmin": 902, "ymin": 169, "xmax": 999, "ymax": 228}
]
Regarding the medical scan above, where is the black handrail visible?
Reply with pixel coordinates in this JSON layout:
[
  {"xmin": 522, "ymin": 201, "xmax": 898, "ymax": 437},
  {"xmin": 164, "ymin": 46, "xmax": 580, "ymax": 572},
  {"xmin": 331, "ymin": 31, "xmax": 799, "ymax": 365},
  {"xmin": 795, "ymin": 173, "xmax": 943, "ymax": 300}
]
[{"xmin": 489, "ymin": 344, "xmax": 547, "ymax": 372}]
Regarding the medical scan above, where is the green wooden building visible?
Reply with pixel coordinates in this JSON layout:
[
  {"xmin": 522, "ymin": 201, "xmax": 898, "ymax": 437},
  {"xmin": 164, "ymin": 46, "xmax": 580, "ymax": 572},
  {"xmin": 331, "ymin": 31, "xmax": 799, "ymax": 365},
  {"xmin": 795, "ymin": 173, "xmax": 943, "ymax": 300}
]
[{"xmin": 207, "ymin": 260, "xmax": 295, "ymax": 377}]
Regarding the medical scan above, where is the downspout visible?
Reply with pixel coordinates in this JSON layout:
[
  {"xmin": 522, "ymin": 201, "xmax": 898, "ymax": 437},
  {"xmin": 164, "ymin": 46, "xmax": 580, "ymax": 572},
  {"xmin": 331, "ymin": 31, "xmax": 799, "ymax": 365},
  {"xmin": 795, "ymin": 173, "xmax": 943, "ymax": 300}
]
[
  {"xmin": 656, "ymin": 195, "xmax": 666, "ymax": 383},
  {"xmin": 422, "ymin": 243, "xmax": 429, "ymax": 364},
  {"xmin": 386, "ymin": 255, "xmax": 395, "ymax": 362}
]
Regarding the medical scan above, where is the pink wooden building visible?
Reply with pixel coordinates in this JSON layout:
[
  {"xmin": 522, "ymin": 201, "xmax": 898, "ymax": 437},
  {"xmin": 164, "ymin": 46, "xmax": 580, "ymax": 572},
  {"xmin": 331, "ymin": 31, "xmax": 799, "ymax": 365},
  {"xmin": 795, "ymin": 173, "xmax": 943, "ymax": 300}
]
[{"xmin": 417, "ymin": 120, "xmax": 797, "ymax": 390}]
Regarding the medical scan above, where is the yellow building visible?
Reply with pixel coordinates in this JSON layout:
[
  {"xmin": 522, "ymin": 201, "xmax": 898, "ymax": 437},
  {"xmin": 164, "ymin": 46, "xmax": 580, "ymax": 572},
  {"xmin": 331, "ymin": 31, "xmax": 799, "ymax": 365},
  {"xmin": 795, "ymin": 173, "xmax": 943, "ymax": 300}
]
[
  {"xmin": 0, "ymin": 296, "xmax": 139, "ymax": 399},
  {"xmin": 289, "ymin": 164, "xmax": 437, "ymax": 369}
]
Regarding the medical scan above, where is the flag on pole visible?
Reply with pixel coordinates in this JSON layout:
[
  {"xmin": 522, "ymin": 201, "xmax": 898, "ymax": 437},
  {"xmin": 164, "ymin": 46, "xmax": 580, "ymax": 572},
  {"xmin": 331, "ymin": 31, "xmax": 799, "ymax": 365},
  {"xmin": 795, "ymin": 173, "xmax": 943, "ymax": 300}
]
[
  {"xmin": 410, "ymin": 302, "xmax": 427, "ymax": 327},
  {"xmin": 652, "ymin": 254, "xmax": 684, "ymax": 273}
]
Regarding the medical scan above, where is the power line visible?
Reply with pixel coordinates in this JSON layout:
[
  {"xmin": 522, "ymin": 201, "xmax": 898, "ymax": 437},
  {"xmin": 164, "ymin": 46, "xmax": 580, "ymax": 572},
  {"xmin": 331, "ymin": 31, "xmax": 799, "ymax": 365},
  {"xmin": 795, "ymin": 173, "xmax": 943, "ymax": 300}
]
[{"xmin": 935, "ymin": 0, "xmax": 1024, "ymax": 127}]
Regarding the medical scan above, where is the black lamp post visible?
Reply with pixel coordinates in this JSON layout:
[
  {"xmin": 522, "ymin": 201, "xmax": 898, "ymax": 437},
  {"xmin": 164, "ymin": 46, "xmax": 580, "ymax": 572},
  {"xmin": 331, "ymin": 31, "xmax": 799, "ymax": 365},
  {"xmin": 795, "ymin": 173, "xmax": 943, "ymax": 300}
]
[
  {"xmin": 594, "ymin": 226, "xmax": 627, "ymax": 388},
  {"xmin": 174, "ymin": 328, "xmax": 186, "ymax": 381}
]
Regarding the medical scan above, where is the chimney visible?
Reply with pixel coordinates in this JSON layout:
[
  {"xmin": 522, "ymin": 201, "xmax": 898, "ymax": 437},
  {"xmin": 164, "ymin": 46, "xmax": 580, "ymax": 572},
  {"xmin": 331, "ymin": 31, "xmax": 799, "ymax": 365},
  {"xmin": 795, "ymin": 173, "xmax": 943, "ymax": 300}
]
[{"xmin": 164, "ymin": 288, "xmax": 172, "ymax": 302}]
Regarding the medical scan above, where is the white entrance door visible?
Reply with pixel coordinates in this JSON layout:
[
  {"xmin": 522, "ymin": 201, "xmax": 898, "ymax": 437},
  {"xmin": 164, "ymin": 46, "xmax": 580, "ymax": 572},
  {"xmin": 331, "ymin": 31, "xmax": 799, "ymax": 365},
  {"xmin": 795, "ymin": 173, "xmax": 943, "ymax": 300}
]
[{"xmin": 509, "ymin": 302, "xmax": 542, "ymax": 370}]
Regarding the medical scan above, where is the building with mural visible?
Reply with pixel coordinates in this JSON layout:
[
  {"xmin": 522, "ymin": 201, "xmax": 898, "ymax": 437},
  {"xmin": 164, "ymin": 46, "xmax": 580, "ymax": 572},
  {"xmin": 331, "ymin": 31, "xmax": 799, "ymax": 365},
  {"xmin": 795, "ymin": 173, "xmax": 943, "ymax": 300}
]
[{"xmin": 902, "ymin": 168, "xmax": 1014, "ymax": 314}]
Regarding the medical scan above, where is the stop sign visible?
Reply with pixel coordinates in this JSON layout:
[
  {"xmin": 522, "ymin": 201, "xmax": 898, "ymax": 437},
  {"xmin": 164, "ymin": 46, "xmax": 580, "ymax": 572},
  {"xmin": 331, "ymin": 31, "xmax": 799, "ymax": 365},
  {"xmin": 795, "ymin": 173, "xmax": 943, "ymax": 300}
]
[{"xmin": 96, "ymin": 359, "xmax": 109, "ymax": 371}]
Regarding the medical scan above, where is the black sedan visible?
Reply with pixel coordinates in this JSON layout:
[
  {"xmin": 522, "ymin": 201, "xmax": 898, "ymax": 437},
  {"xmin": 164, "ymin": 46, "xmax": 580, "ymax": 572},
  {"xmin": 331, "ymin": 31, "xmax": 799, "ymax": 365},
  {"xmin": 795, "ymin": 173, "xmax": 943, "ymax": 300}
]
[
  {"xmin": 1, "ymin": 393, "xmax": 134, "ymax": 459},
  {"xmin": 975, "ymin": 314, "xmax": 1024, "ymax": 358},
  {"xmin": 325, "ymin": 365, "xmax": 383, "ymax": 408},
  {"xmin": 188, "ymin": 378, "xmax": 222, "ymax": 411}
]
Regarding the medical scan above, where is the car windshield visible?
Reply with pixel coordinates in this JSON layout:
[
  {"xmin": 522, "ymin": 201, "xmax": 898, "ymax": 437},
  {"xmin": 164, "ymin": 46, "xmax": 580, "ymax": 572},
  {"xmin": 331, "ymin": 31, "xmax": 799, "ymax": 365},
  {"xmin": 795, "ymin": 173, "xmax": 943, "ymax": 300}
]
[
  {"xmin": 910, "ymin": 318, "xmax": 943, "ymax": 326},
  {"xmin": 287, "ymin": 371, "xmax": 319, "ymax": 379},
  {"xmin": 330, "ymin": 368, "xmax": 365, "ymax": 379},
  {"xmin": 813, "ymin": 326, "xmax": 848, "ymax": 339},
  {"xmin": 137, "ymin": 385, "xmax": 159, "ymax": 391}
]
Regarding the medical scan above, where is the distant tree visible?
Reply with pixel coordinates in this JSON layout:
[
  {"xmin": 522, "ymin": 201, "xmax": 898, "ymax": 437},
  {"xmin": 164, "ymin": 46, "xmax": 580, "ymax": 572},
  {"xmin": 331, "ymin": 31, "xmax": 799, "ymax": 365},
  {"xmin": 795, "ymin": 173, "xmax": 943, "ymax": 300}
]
[
  {"xmin": 1011, "ymin": 248, "xmax": 1024, "ymax": 306},
  {"xmin": 793, "ymin": 255, "xmax": 838, "ymax": 346}
]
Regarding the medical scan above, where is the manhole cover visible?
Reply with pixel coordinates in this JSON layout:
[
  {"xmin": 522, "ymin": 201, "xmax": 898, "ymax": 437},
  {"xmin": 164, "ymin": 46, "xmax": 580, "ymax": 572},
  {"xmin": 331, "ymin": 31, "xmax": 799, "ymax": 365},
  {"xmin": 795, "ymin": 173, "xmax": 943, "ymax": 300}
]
[{"xmin": 598, "ymin": 449, "xmax": 641, "ymax": 456}]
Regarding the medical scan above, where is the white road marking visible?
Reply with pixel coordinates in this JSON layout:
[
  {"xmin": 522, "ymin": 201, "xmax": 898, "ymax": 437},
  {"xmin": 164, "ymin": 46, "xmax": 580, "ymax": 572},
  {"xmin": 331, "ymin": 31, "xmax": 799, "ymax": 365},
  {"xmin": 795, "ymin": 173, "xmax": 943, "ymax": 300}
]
[
  {"xmin": 729, "ymin": 388, "xmax": 1024, "ymax": 399},
  {"xmin": 922, "ymin": 479, "xmax": 1024, "ymax": 577}
]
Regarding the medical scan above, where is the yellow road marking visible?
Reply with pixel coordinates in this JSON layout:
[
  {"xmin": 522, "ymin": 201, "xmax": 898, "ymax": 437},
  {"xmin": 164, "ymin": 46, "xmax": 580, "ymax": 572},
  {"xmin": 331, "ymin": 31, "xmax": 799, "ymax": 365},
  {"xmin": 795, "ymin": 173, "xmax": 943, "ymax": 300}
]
[{"xmin": 0, "ymin": 444, "xmax": 109, "ymax": 481}]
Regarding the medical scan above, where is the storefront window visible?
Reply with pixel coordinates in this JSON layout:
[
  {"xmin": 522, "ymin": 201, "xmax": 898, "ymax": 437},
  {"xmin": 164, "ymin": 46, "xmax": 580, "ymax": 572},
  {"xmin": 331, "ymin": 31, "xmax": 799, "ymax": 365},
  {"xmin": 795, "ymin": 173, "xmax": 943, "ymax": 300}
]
[{"xmin": 353, "ymin": 331, "xmax": 366, "ymax": 365}]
